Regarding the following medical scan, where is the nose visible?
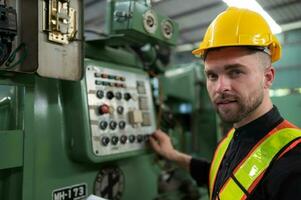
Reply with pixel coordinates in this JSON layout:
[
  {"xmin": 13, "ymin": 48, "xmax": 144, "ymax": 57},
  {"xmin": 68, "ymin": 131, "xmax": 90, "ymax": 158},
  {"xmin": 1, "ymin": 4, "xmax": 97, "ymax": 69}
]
[{"xmin": 215, "ymin": 75, "xmax": 231, "ymax": 93}]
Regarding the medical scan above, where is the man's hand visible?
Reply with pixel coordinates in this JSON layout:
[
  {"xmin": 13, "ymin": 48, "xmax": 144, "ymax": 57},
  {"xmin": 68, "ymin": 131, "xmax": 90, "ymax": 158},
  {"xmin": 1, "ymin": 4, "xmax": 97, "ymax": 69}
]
[
  {"xmin": 149, "ymin": 129, "xmax": 192, "ymax": 171},
  {"xmin": 149, "ymin": 129, "xmax": 178, "ymax": 161}
]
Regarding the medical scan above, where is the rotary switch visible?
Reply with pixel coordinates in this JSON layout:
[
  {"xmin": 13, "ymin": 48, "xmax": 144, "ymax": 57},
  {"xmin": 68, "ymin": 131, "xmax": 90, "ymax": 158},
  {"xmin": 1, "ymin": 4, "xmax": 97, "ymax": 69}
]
[
  {"xmin": 117, "ymin": 106, "xmax": 124, "ymax": 114},
  {"xmin": 115, "ymin": 92, "xmax": 122, "ymax": 100},
  {"xmin": 101, "ymin": 136, "xmax": 110, "ymax": 146},
  {"xmin": 96, "ymin": 90, "xmax": 104, "ymax": 99},
  {"xmin": 137, "ymin": 135, "xmax": 143, "ymax": 143},
  {"xmin": 124, "ymin": 92, "xmax": 131, "ymax": 101},
  {"xmin": 119, "ymin": 121, "xmax": 126, "ymax": 129},
  {"xmin": 120, "ymin": 135, "xmax": 127, "ymax": 144},
  {"xmin": 99, "ymin": 121, "xmax": 108, "ymax": 130},
  {"xmin": 111, "ymin": 136, "xmax": 119, "ymax": 145},
  {"xmin": 129, "ymin": 135, "xmax": 136, "ymax": 143},
  {"xmin": 110, "ymin": 121, "xmax": 117, "ymax": 130},
  {"xmin": 106, "ymin": 91, "xmax": 114, "ymax": 100}
]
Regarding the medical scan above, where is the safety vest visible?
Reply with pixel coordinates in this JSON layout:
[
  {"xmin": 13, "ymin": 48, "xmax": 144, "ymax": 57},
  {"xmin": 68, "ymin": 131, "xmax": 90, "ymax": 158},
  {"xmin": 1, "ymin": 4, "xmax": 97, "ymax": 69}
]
[{"xmin": 209, "ymin": 120, "xmax": 301, "ymax": 200}]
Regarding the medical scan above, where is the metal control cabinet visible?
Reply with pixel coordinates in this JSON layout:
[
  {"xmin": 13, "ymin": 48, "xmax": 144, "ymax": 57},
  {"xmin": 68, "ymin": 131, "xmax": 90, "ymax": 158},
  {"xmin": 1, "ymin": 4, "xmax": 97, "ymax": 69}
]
[
  {"xmin": 62, "ymin": 59, "xmax": 156, "ymax": 163},
  {"xmin": 0, "ymin": 0, "xmax": 83, "ymax": 80},
  {"xmin": 106, "ymin": 0, "xmax": 178, "ymax": 46}
]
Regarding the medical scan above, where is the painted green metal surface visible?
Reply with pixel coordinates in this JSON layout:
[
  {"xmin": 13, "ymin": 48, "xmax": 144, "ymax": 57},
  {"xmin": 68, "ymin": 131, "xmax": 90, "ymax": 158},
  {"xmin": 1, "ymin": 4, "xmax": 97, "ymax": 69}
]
[
  {"xmin": 0, "ymin": 71, "xmax": 160, "ymax": 200},
  {"xmin": 0, "ymin": 0, "xmax": 181, "ymax": 199},
  {"xmin": 106, "ymin": 0, "xmax": 178, "ymax": 46},
  {"xmin": 0, "ymin": 130, "xmax": 23, "ymax": 170}
]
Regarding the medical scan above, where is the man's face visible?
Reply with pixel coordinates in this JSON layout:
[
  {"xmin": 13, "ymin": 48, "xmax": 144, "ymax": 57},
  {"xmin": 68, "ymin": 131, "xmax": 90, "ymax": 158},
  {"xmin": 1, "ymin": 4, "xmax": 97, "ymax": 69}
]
[{"xmin": 204, "ymin": 47, "xmax": 270, "ymax": 124}]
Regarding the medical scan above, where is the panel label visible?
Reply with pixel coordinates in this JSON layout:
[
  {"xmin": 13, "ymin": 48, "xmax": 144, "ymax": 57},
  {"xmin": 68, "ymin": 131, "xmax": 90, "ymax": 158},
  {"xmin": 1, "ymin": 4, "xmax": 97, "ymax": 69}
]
[{"xmin": 52, "ymin": 183, "xmax": 87, "ymax": 200}]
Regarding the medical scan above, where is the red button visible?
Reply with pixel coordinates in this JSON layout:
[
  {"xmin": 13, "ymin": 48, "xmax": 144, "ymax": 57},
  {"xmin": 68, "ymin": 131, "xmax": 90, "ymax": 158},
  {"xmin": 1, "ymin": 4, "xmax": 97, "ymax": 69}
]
[{"xmin": 99, "ymin": 104, "xmax": 110, "ymax": 115}]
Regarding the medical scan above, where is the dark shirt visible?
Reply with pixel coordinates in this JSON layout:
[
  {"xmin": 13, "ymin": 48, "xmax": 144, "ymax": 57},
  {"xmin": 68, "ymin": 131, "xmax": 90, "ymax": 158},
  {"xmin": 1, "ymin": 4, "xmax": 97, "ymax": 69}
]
[{"xmin": 190, "ymin": 106, "xmax": 301, "ymax": 199}]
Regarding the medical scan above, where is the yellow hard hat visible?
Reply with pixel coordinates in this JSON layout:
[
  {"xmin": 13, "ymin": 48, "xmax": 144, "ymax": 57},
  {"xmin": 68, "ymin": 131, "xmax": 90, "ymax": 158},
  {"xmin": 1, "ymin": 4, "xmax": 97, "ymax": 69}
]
[{"xmin": 192, "ymin": 7, "xmax": 281, "ymax": 62}]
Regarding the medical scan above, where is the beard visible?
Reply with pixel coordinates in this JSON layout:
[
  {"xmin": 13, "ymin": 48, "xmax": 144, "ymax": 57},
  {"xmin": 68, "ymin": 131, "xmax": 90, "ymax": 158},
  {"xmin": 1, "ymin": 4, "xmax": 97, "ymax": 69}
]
[{"xmin": 214, "ymin": 89, "xmax": 264, "ymax": 124}]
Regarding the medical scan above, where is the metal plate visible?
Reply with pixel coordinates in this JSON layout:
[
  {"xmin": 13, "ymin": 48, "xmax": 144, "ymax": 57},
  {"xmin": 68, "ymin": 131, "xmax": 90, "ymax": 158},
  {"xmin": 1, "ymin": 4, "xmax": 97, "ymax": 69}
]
[
  {"xmin": 52, "ymin": 183, "xmax": 87, "ymax": 200},
  {"xmin": 85, "ymin": 65, "xmax": 156, "ymax": 156}
]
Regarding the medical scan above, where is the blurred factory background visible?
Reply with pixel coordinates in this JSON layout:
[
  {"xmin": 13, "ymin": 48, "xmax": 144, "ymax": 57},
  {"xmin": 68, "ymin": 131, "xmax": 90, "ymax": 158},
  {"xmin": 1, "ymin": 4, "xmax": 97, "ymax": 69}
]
[{"xmin": 84, "ymin": 0, "xmax": 301, "ymax": 126}]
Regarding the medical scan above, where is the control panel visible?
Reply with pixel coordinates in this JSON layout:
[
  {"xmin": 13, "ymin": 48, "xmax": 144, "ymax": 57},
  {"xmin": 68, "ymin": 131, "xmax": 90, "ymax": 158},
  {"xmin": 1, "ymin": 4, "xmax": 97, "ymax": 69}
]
[{"xmin": 85, "ymin": 65, "xmax": 156, "ymax": 156}]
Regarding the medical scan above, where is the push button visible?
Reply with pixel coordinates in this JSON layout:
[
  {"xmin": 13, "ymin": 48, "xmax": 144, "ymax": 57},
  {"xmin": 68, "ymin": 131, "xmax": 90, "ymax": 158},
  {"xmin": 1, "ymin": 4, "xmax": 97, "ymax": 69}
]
[{"xmin": 98, "ymin": 104, "xmax": 110, "ymax": 115}]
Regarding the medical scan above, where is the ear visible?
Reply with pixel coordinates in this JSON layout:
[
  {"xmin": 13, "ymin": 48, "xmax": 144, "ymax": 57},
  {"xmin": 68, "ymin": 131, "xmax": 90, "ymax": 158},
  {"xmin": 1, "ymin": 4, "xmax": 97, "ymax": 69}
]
[{"xmin": 264, "ymin": 66, "xmax": 275, "ymax": 89}]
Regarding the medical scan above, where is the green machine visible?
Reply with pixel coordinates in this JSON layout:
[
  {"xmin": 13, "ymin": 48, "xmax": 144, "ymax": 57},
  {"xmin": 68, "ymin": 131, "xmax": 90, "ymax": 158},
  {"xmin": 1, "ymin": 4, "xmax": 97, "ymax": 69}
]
[
  {"xmin": 0, "ymin": 0, "xmax": 195, "ymax": 200},
  {"xmin": 157, "ymin": 62, "xmax": 221, "ymax": 200}
]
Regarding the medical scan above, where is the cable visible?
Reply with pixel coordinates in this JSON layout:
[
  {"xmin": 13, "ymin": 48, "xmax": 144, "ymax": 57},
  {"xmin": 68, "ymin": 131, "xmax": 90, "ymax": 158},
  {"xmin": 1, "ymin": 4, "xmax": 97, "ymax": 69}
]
[{"xmin": 4, "ymin": 42, "xmax": 27, "ymax": 69}]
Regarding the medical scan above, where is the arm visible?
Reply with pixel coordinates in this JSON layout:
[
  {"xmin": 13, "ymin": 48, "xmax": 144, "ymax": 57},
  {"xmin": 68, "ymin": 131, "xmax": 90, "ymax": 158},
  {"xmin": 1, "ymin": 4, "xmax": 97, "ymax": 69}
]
[{"xmin": 149, "ymin": 129, "xmax": 192, "ymax": 171}]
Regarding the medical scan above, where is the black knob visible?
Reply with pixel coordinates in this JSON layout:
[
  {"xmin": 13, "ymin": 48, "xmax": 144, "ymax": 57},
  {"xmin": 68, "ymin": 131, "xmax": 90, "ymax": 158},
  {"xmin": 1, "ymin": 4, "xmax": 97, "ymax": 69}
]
[
  {"xmin": 96, "ymin": 90, "xmax": 104, "ymax": 99},
  {"xmin": 119, "ymin": 121, "xmax": 126, "ymax": 129},
  {"xmin": 137, "ymin": 135, "xmax": 143, "ymax": 143},
  {"xmin": 115, "ymin": 92, "xmax": 122, "ymax": 100},
  {"xmin": 124, "ymin": 93, "xmax": 131, "ymax": 101},
  {"xmin": 120, "ymin": 135, "xmax": 127, "ymax": 144},
  {"xmin": 101, "ymin": 136, "xmax": 110, "ymax": 146},
  {"xmin": 129, "ymin": 135, "xmax": 136, "ymax": 143},
  {"xmin": 144, "ymin": 134, "xmax": 150, "ymax": 141},
  {"xmin": 99, "ymin": 121, "xmax": 108, "ymax": 130},
  {"xmin": 117, "ymin": 106, "xmax": 124, "ymax": 114},
  {"xmin": 111, "ymin": 136, "xmax": 119, "ymax": 145},
  {"xmin": 109, "ymin": 121, "xmax": 117, "ymax": 130},
  {"xmin": 106, "ymin": 91, "xmax": 114, "ymax": 100}
]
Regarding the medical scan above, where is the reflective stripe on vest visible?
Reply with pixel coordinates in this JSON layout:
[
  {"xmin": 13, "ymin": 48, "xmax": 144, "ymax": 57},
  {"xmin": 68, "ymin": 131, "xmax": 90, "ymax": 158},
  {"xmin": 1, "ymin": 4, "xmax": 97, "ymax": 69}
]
[
  {"xmin": 209, "ymin": 128, "xmax": 235, "ymax": 199},
  {"xmin": 209, "ymin": 121, "xmax": 301, "ymax": 200}
]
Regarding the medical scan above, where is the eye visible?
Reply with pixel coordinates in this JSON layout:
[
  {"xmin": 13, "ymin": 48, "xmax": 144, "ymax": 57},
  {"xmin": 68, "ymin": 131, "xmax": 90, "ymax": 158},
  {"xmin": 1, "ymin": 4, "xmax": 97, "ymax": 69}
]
[
  {"xmin": 229, "ymin": 69, "xmax": 243, "ymax": 78},
  {"xmin": 206, "ymin": 72, "xmax": 218, "ymax": 81}
]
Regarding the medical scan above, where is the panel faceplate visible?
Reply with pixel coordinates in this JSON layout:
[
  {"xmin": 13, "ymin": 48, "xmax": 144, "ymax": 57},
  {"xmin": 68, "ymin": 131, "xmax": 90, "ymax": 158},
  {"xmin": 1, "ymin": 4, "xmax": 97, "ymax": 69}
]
[{"xmin": 85, "ymin": 65, "xmax": 156, "ymax": 156}]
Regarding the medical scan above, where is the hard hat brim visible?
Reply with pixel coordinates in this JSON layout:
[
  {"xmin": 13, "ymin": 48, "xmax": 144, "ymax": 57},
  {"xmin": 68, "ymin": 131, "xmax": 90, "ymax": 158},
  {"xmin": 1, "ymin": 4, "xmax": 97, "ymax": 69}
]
[{"xmin": 192, "ymin": 48, "xmax": 203, "ymax": 55}]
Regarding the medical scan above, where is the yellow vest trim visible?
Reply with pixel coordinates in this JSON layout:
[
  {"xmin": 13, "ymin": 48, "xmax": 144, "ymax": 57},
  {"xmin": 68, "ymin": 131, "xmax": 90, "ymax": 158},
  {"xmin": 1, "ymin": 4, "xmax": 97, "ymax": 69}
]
[
  {"xmin": 209, "ymin": 128, "xmax": 235, "ymax": 199},
  {"xmin": 211, "ymin": 127, "xmax": 301, "ymax": 200}
]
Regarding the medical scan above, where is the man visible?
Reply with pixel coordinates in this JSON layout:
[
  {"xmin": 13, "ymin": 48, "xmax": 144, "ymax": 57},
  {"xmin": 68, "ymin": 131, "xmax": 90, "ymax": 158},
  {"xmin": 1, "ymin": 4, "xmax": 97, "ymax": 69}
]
[{"xmin": 149, "ymin": 7, "xmax": 301, "ymax": 200}]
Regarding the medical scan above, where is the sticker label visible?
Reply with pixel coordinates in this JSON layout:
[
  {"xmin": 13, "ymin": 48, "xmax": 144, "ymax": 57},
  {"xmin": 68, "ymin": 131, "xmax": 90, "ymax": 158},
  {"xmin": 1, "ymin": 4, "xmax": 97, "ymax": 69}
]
[{"xmin": 52, "ymin": 183, "xmax": 87, "ymax": 200}]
